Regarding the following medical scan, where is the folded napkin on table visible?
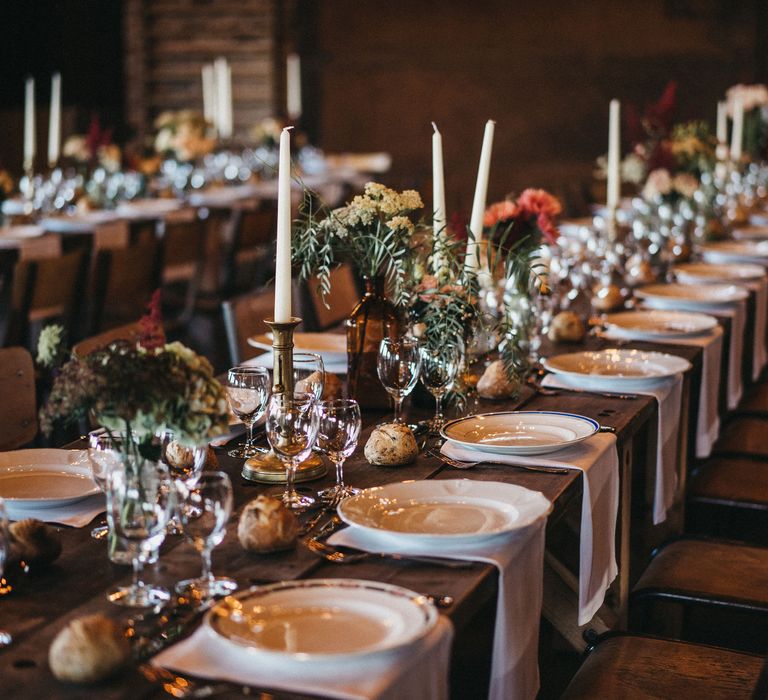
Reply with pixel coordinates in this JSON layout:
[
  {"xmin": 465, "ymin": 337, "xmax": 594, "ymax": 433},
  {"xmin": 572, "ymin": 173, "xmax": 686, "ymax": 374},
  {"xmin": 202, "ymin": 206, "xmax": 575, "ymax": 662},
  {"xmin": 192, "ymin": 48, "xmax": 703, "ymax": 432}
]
[
  {"xmin": 153, "ymin": 612, "xmax": 453, "ymax": 700},
  {"xmin": 543, "ymin": 374, "xmax": 681, "ymax": 524},
  {"xmin": 601, "ymin": 327, "xmax": 723, "ymax": 458},
  {"xmin": 333, "ymin": 490, "xmax": 550, "ymax": 700},
  {"xmin": 6, "ymin": 493, "xmax": 105, "ymax": 528}
]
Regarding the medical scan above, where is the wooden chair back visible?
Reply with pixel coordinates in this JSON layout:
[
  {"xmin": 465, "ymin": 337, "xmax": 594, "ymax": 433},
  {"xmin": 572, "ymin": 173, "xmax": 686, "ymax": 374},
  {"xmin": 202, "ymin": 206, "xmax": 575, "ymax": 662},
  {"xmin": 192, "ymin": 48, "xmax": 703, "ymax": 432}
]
[
  {"xmin": 72, "ymin": 322, "xmax": 142, "ymax": 358},
  {"xmin": 0, "ymin": 347, "xmax": 37, "ymax": 450},
  {"xmin": 223, "ymin": 205, "xmax": 276, "ymax": 294},
  {"xmin": 299, "ymin": 264, "xmax": 359, "ymax": 331},
  {"xmin": 4, "ymin": 249, "xmax": 88, "ymax": 348},
  {"xmin": 221, "ymin": 287, "xmax": 276, "ymax": 366},
  {"xmin": 158, "ymin": 215, "xmax": 207, "ymax": 325},
  {"xmin": 88, "ymin": 238, "xmax": 161, "ymax": 334}
]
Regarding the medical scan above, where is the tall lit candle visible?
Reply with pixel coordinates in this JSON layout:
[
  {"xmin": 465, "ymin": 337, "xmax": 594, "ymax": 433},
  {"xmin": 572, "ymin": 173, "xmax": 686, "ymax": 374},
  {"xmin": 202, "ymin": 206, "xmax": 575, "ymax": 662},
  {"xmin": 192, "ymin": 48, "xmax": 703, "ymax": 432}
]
[
  {"xmin": 606, "ymin": 99, "xmax": 621, "ymax": 211},
  {"xmin": 286, "ymin": 53, "xmax": 302, "ymax": 119},
  {"xmin": 716, "ymin": 100, "xmax": 727, "ymax": 144},
  {"xmin": 23, "ymin": 77, "xmax": 35, "ymax": 172},
  {"xmin": 274, "ymin": 126, "xmax": 293, "ymax": 323},
  {"xmin": 731, "ymin": 95, "xmax": 744, "ymax": 163},
  {"xmin": 47, "ymin": 72, "xmax": 61, "ymax": 168},
  {"xmin": 215, "ymin": 57, "xmax": 233, "ymax": 139},
  {"xmin": 431, "ymin": 122, "xmax": 447, "ymax": 274},
  {"xmin": 202, "ymin": 64, "xmax": 216, "ymax": 133},
  {"xmin": 465, "ymin": 119, "xmax": 495, "ymax": 272}
]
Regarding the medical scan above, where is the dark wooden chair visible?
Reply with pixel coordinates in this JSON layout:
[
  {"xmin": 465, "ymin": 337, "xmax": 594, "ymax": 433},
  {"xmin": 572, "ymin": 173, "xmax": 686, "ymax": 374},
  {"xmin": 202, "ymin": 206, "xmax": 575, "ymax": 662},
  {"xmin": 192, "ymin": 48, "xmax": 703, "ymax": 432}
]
[
  {"xmin": 561, "ymin": 633, "xmax": 763, "ymax": 699},
  {"xmin": 72, "ymin": 322, "xmax": 142, "ymax": 357},
  {"xmin": 87, "ymin": 238, "xmax": 162, "ymax": 334},
  {"xmin": 2, "ymin": 249, "xmax": 88, "ymax": 348},
  {"xmin": 298, "ymin": 264, "xmax": 359, "ymax": 332},
  {"xmin": 222, "ymin": 204, "xmax": 276, "ymax": 295},
  {"xmin": 629, "ymin": 537, "xmax": 768, "ymax": 653},
  {"xmin": 0, "ymin": 347, "xmax": 37, "ymax": 450},
  {"xmin": 221, "ymin": 287, "xmax": 276, "ymax": 366}
]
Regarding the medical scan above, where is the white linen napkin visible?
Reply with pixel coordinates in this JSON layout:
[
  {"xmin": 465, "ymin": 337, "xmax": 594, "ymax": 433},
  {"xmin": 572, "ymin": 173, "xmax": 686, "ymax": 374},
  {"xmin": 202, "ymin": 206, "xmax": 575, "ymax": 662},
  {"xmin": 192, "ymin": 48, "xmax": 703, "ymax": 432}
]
[
  {"xmin": 6, "ymin": 493, "xmax": 105, "ymax": 528},
  {"xmin": 332, "ymin": 509, "xmax": 548, "ymax": 700},
  {"xmin": 153, "ymin": 611, "xmax": 453, "ymax": 700},
  {"xmin": 745, "ymin": 278, "xmax": 768, "ymax": 379},
  {"xmin": 601, "ymin": 327, "xmax": 723, "ymax": 458},
  {"xmin": 542, "ymin": 374, "xmax": 682, "ymax": 525}
]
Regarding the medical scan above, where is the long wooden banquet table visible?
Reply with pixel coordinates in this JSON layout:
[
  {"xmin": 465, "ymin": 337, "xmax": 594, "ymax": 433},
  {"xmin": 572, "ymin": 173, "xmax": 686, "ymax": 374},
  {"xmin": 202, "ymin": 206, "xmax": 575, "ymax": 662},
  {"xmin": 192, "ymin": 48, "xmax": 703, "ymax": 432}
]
[{"xmin": 0, "ymin": 322, "xmax": 719, "ymax": 699}]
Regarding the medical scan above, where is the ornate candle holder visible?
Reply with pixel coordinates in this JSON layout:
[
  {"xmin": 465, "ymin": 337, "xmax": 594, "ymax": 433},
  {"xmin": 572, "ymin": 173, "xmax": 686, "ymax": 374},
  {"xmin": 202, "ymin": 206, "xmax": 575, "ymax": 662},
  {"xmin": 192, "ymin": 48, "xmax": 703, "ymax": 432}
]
[{"xmin": 241, "ymin": 316, "xmax": 325, "ymax": 483}]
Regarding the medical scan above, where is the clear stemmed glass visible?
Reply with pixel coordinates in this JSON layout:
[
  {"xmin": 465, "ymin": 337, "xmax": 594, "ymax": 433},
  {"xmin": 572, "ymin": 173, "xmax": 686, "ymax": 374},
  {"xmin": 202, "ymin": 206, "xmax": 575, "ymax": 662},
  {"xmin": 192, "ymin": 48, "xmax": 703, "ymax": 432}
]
[
  {"xmin": 0, "ymin": 498, "xmax": 11, "ymax": 647},
  {"xmin": 420, "ymin": 345, "xmax": 461, "ymax": 433},
  {"xmin": 175, "ymin": 471, "xmax": 237, "ymax": 601},
  {"xmin": 266, "ymin": 392, "xmax": 320, "ymax": 510},
  {"xmin": 87, "ymin": 430, "xmax": 123, "ymax": 540},
  {"xmin": 158, "ymin": 431, "xmax": 208, "ymax": 536},
  {"xmin": 316, "ymin": 399, "xmax": 362, "ymax": 508},
  {"xmin": 106, "ymin": 460, "xmax": 173, "ymax": 610},
  {"xmin": 377, "ymin": 337, "xmax": 421, "ymax": 422},
  {"xmin": 293, "ymin": 352, "xmax": 325, "ymax": 400},
  {"xmin": 225, "ymin": 366, "xmax": 271, "ymax": 458}
]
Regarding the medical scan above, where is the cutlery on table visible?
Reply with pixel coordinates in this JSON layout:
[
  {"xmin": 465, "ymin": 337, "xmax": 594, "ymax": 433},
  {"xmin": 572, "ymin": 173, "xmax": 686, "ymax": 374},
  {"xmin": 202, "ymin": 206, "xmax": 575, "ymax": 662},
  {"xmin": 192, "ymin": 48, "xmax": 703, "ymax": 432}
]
[
  {"xmin": 532, "ymin": 384, "xmax": 639, "ymax": 400},
  {"xmin": 428, "ymin": 451, "xmax": 572, "ymax": 474}
]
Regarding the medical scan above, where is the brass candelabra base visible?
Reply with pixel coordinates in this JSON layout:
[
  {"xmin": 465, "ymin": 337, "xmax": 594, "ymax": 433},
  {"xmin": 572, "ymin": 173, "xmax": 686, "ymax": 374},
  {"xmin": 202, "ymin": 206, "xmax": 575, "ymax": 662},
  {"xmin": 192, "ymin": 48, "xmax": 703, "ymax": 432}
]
[{"xmin": 241, "ymin": 447, "xmax": 326, "ymax": 483}]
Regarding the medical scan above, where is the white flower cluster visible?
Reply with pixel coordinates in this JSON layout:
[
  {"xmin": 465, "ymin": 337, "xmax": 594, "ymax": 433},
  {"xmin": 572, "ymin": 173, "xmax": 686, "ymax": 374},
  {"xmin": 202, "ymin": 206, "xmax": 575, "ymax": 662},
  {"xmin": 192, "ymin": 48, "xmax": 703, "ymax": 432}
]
[
  {"xmin": 642, "ymin": 168, "xmax": 699, "ymax": 201},
  {"xmin": 726, "ymin": 84, "xmax": 768, "ymax": 116}
]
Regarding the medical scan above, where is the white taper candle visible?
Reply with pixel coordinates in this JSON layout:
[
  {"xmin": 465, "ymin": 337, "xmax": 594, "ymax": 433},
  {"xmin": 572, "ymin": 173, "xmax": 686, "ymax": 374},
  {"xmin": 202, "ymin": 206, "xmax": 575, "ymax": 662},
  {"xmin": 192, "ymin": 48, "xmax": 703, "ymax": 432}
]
[
  {"xmin": 606, "ymin": 99, "xmax": 621, "ymax": 211},
  {"xmin": 47, "ymin": 72, "xmax": 61, "ymax": 168},
  {"xmin": 274, "ymin": 126, "xmax": 293, "ymax": 323},
  {"xmin": 465, "ymin": 119, "xmax": 495, "ymax": 272}
]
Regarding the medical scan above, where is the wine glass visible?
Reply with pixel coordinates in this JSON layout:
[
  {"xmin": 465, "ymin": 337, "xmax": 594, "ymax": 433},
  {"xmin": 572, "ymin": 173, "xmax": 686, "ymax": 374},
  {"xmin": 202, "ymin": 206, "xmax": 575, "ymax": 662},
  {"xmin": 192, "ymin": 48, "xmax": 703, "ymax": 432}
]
[
  {"xmin": 316, "ymin": 399, "xmax": 362, "ymax": 508},
  {"xmin": 105, "ymin": 459, "xmax": 173, "ymax": 610},
  {"xmin": 175, "ymin": 471, "xmax": 236, "ymax": 601},
  {"xmin": 87, "ymin": 430, "xmax": 123, "ymax": 540},
  {"xmin": 266, "ymin": 392, "xmax": 320, "ymax": 510},
  {"xmin": 420, "ymin": 345, "xmax": 461, "ymax": 433},
  {"xmin": 158, "ymin": 430, "xmax": 208, "ymax": 536},
  {"xmin": 293, "ymin": 352, "xmax": 324, "ymax": 399},
  {"xmin": 226, "ymin": 366, "xmax": 271, "ymax": 458},
  {"xmin": 377, "ymin": 337, "xmax": 421, "ymax": 422},
  {"xmin": 0, "ymin": 498, "xmax": 11, "ymax": 647}
]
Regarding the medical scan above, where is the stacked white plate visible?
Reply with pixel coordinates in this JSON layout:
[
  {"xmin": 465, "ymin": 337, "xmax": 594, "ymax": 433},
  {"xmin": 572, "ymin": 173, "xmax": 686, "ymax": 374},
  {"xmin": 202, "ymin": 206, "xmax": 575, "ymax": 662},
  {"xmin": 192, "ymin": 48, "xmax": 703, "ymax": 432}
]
[
  {"xmin": 635, "ymin": 282, "xmax": 749, "ymax": 310},
  {"xmin": 115, "ymin": 199, "xmax": 181, "ymax": 219},
  {"xmin": 542, "ymin": 348, "xmax": 691, "ymax": 390},
  {"xmin": 41, "ymin": 211, "xmax": 119, "ymax": 233},
  {"xmin": 602, "ymin": 309, "xmax": 718, "ymax": 340},
  {"xmin": 249, "ymin": 332, "xmax": 347, "ymax": 367},
  {"xmin": 733, "ymin": 224, "xmax": 768, "ymax": 241},
  {"xmin": 699, "ymin": 241, "xmax": 768, "ymax": 266},
  {"xmin": 673, "ymin": 262, "xmax": 765, "ymax": 284}
]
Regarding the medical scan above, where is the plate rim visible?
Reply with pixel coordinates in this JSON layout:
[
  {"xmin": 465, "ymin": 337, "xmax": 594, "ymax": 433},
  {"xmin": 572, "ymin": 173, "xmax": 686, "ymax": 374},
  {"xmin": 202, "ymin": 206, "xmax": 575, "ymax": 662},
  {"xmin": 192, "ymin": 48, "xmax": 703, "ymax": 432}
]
[
  {"xmin": 602, "ymin": 309, "xmax": 718, "ymax": 338},
  {"xmin": 440, "ymin": 410, "xmax": 599, "ymax": 454},
  {"xmin": 542, "ymin": 348, "xmax": 692, "ymax": 381},
  {"xmin": 635, "ymin": 282, "xmax": 749, "ymax": 304},
  {"xmin": 338, "ymin": 478, "xmax": 552, "ymax": 543},
  {"xmin": 673, "ymin": 263, "xmax": 765, "ymax": 281},
  {"xmin": 205, "ymin": 578, "xmax": 438, "ymax": 661}
]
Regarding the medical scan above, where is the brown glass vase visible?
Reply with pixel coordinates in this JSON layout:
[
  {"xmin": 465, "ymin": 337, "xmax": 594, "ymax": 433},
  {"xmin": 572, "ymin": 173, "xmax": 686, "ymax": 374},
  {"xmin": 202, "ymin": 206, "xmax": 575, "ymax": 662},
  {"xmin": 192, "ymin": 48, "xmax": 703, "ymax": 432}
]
[{"xmin": 346, "ymin": 276, "xmax": 401, "ymax": 410}]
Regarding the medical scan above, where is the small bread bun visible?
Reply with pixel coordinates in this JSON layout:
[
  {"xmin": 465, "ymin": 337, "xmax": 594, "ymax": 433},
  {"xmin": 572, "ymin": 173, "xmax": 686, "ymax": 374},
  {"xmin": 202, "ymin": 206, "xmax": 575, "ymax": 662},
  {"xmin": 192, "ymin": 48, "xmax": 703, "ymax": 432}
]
[
  {"xmin": 548, "ymin": 311, "xmax": 586, "ymax": 343},
  {"xmin": 49, "ymin": 615, "xmax": 129, "ymax": 683},
  {"xmin": 591, "ymin": 284, "xmax": 624, "ymax": 311},
  {"xmin": 237, "ymin": 495, "xmax": 299, "ymax": 553},
  {"xmin": 477, "ymin": 360, "xmax": 522, "ymax": 400},
  {"xmin": 364, "ymin": 423, "xmax": 418, "ymax": 466}
]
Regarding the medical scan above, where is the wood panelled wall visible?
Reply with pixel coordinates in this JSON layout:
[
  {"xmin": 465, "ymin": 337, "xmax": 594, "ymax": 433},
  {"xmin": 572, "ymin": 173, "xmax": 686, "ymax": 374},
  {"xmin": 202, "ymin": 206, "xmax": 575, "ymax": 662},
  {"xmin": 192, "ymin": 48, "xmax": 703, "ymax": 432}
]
[{"xmin": 123, "ymin": 0, "xmax": 279, "ymax": 142}]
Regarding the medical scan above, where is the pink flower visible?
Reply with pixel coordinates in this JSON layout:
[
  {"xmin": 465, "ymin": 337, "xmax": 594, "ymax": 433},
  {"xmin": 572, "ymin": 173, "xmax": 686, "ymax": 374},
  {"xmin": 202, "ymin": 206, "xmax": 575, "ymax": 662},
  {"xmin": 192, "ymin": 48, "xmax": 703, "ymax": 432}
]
[
  {"xmin": 536, "ymin": 213, "xmax": 560, "ymax": 245},
  {"xmin": 483, "ymin": 200, "xmax": 519, "ymax": 227},
  {"xmin": 516, "ymin": 189, "xmax": 562, "ymax": 218}
]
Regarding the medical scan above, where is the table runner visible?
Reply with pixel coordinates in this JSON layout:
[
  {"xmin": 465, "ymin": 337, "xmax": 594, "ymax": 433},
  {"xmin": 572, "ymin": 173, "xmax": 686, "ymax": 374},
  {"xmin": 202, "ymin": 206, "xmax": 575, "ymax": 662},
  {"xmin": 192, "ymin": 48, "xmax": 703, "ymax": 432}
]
[
  {"xmin": 601, "ymin": 327, "xmax": 723, "ymax": 458},
  {"xmin": 333, "ymin": 505, "xmax": 549, "ymax": 700},
  {"xmin": 543, "ymin": 374, "xmax": 682, "ymax": 524},
  {"xmin": 153, "ymin": 609, "xmax": 453, "ymax": 700}
]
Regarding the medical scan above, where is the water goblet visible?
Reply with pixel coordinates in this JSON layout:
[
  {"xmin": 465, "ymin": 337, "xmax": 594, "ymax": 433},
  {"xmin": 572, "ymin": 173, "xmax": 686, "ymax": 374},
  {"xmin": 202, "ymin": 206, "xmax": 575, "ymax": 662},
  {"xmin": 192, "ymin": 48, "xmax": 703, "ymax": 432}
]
[
  {"xmin": 377, "ymin": 337, "xmax": 421, "ymax": 423},
  {"xmin": 420, "ymin": 345, "xmax": 461, "ymax": 433},
  {"xmin": 105, "ymin": 459, "xmax": 173, "ymax": 610},
  {"xmin": 293, "ymin": 352, "xmax": 325, "ymax": 400},
  {"xmin": 266, "ymin": 392, "xmax": 320, "ymax": 510},
  {"xmin": 175, "ymin": 471, "xmax": 237, "ymax": 601},
  {"xmin": 87, "ymin": 430, "xmax": 123, "ymax": 540},
  {"xmin": 226, "ymin": 366, "xmax": 271, "ymax": 458},
  {"xmin": 316, "ymin": 399, "xmax": 362, "ymax": 508},
  {"xmin": 158, "ymin": 430, "xmax": 208, "ymax": 536}
]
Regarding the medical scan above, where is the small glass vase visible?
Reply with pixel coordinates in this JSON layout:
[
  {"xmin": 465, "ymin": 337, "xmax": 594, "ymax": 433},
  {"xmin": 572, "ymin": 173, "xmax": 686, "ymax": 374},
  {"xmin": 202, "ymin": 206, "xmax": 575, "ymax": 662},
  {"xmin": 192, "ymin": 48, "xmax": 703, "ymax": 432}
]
[{"xmin": 346, "ymin": 276, "xmax": 401, "ymax": 410}]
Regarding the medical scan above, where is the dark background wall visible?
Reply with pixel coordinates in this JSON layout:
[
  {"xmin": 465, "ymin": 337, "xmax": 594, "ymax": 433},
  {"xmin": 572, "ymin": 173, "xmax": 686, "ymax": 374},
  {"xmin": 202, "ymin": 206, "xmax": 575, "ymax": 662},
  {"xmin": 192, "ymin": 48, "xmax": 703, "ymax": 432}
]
[{"xmin": 0, "ymin": 0, "xmax": 764, "ymax": 217}]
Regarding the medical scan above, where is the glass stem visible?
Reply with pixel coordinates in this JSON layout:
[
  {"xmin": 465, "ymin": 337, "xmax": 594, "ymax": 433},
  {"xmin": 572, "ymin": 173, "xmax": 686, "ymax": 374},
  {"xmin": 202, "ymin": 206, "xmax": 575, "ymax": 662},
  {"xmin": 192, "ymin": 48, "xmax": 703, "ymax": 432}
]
[
  {"xmin": 394, "ymin": 396, "xmax": 403, "ymax": 422},
  {"xmin": 200, "ymin": 547, "xmax": 213, "ymax": 584},
  {"xmin": 245, "ymin": 420, "xmax": 255, "ymax": 450},
  {"xmin": 335, "ymin": 459, "xmax": 345, "ymax": 489},
  {"xmin": 132, "ymin": 553, "xmax": 143, "ymax": 592},
  {"xmin": 286, "ymin": 459, "xmax": 298, "ymax": 498}
]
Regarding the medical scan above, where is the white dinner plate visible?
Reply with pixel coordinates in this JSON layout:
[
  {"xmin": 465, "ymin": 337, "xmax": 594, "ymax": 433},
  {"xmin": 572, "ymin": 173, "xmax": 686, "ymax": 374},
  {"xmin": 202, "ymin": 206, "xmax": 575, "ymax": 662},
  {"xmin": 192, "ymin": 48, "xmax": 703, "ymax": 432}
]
[
  {"xmin": 602, "ymin": 310, "xmax": 718, "ymax": 339},
  {"xmin": 441, "ymin": 411, "xmax": 598, "ymax": 455},
  {"xmin": 673, "ymin": 262, "xmax": 765, "ymax": 283},
  {"xmin": 115, "ymin": 199, "xmax": 181, "ymax": 219},
  {"xmin": 41, "ymin": 211, "xmax": 118, "ymax": 233},
  {"xmin": 0, "ymin": 449, "xmax": 97, "ymax": 509},
  {"xmin": 338, "ymin": 479, "xmax": 552, "ymax": 546},
  {"xmin": 249, "ymin": 332, "xmax": 347, "ymax": 363},
  {"xmin": 542, "ymin": 348, "xmax": 691, "ymax": 389},
  {"xmin": 206, "ymin": 579, "xmax": 437, "ymax": 662},
  {"xmin": 635, "ymin": 282, "xmax": 748, "ymax": 308},
  {"xmin": 699, "ymin": 241, "xmax": 768, "ymax": 265},
  {"xmin": 0, "ymin": 225, "xmax": 44, "ymax": 239},
  {"xmin": 733, "ymin": 224, "xmax": 768, "ymax": 241}
]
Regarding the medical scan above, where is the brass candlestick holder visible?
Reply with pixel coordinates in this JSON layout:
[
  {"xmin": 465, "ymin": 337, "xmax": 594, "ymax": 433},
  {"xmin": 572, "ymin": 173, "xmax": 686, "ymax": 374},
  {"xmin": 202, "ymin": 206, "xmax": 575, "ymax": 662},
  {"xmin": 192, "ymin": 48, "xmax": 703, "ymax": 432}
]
[{"xmin": 241, "ymin": 316, "xmax": 325, "ymax": 484}]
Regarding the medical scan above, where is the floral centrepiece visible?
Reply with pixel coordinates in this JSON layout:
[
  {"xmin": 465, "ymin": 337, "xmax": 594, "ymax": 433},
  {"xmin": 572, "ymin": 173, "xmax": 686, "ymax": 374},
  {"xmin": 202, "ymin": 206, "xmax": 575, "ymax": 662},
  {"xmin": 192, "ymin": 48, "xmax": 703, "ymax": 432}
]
[{"xmin": 154, "ymin": 110, "xmax": 216, "ymax": 163}]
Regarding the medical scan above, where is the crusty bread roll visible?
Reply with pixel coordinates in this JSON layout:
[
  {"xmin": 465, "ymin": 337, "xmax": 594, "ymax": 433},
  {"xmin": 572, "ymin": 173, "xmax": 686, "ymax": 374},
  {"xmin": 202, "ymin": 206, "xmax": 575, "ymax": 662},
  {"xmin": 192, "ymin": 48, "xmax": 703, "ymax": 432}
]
[
  {"xmin": 48, "ymin": 615, "xmax": 129, "ymax": 683},
  {"xmin": 364, "ymin": 423, "xmax": 418, "ymax": 465},
  {"xmin": 9, "ymin": 518, "xmax": 62, "ymax": 566},
  {"xmin": 548, "ymin": 311, "xmax": 586, "ymax": 343},
  {"xmin": 591, "ymin": 283, "xmax": 624, "ymax": 311},
  {"xmin": 477, "ymin": 360, "xmax": 521, "ymax": 400},
  {"xmin": 237, "ymin": 495, "xmax": 299, "ymax": 553}
]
